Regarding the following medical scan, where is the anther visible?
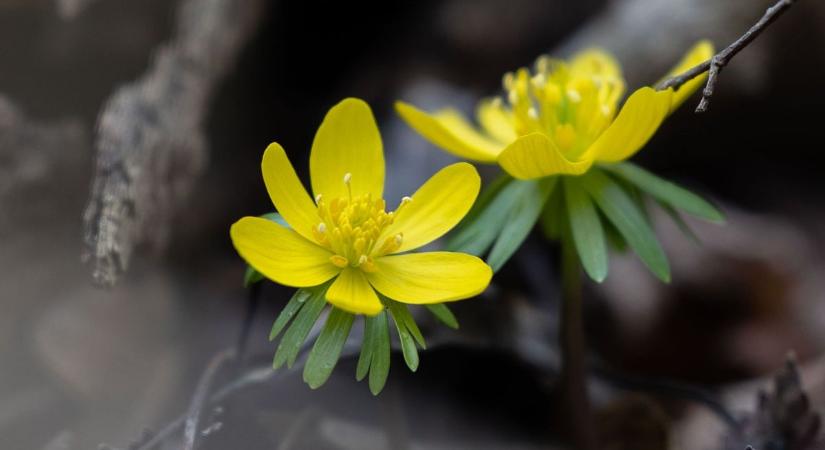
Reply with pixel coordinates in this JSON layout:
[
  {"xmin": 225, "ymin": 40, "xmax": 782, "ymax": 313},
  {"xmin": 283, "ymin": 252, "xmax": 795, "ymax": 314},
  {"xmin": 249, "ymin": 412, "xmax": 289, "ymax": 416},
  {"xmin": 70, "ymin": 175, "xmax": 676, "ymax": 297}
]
[
  {"xmin": 317, "ymin": 222, "xmax": 327, "ymax": 233},
  {"xmin": 502, "ymin": 72, "xmax": 514, "ymax": 90},
  {"xmin": 395, "ymin": 196, "xmax": 413, "ymax": 215},
  {"xmin": 329, "ymin": 255, "xmax": 349, "ymax": 268},
  {"xmin": 536, "ymin": 55, "xmax": 549, "ymax": 73},
  {"xmin": 315, "ymin": 194, "xmax": 323, "ymax": 203},
  {"xmin": 566, "ymin": 89, "xmax": 582, "ymax": 103},
  {"xmin": 357, "ymin": 254, "xmax": 368, "ymax": 266},
  {"xmin": 507, "ymin": 91, "xmax": 519, "ymax": 106},
  {"xmin": 360, "ymin": 258, "xmax": 377, "ymax": 273},
  {"xmin": 343, "ymin": 172, "xmax": 353, "ymax": 199},
  {"xmin": 527, "ymin": 107, "xmax": 538, "ymax": 119}
]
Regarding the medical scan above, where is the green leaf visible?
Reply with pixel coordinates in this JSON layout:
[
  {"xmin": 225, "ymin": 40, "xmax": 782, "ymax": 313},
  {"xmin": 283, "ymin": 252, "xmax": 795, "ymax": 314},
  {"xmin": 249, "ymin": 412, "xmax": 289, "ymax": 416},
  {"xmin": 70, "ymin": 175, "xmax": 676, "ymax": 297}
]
[
  {"xmin": 386, "ymin": 300, "xmax": 426, "ymax": 349},
  {"xmin": 446, "ymin": 176, "xmax": 522, "ymax": 255},
  {"xmin": 582, "ymin": 170, "xmax": 671, "ymax": 283},
  {"xmin": 603, "ymin": 214, "xmax": 629, "ymax": 252},
  {"xmin": 458, "ymin": 173, "xmax": 511, "ymax": 226},
  {"xmin": 272, "ymin": 283, "xmax": 329, "ymax": 369},
  {"xmin": 243, "ymin": 212, "xmax": 290, "ymax": 287},
  {"xmin": 243, "ymin": 265, "xmax": 265, "ymax": 288},
  {"xmin": 269, "ymin": 289, "xmax": 312, "ymax": 341},
  {"xmin": 356, "ymin": 316, "xmax": 376, "ymax": 382},
  {"xmin": 563, "ymin": 177, "xmax": 608, "ymax": 283},
  {"xmin": 368, "ymin": 311, "xmax": 391, "ymax": 395},
  {"xmin": 303, "ymin": 307, "xmax": 355, "ymax": 389},
  {"xmin": 387, "ymin": 303, "xmax": 419, "ymax": 372},
  {"xmin": 426, "ymin": 304, "xmax": 459, "ymax": 330},
  {"xmin": 658, "ymin": 200, "xmax": 701, "ymax": 244},
  {"xmin": 605, "ymin": 162, "xmax": 724, "ymax": 223},
  {"xmin": 487, "ymin": 178, "xmax": 556, "ymax": 272}
]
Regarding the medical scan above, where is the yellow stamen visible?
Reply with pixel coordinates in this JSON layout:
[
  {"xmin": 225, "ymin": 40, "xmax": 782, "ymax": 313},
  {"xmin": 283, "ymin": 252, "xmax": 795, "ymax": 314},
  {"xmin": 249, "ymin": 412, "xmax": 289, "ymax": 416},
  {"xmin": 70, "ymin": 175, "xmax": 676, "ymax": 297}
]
[
  {"xmin": 492, "ymin": 51, "xmax": 625, "ymax": 152},
  {"xmin": 330, "ymin": 255, "xmax": 349, "ymax": 268},
  {"xmin": 314, "ymin": 182, "xmax": 405, "ymax": 271},
  {"xmin": 343, "ymin": 172, "xmax": 352, "ymax": 199},
  {"xmin": 554, "ymin": 123, "xmax": 577, "ymax": 152}
]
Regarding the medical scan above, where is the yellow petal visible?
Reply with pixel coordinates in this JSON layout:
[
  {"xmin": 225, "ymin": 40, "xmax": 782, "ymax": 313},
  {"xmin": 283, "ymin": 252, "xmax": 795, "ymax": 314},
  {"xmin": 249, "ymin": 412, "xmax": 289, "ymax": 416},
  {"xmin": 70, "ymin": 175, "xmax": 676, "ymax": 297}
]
[
  {"xmin": 310, "ymin": 98, "xmax": 384, "ymax": 200},
  {"xmin": 476, "ymin": 98, "xmax": 517, "ymax": 144},
  {"xmin": 661, "ymin": 40, "xmax": 715, "ymax": 113},
  {"xmin": 590, "ymin": 87, "xmax": 673, "ymax": 163},
  {"xmin": 395, "ymin": 101, "xmax": 503, "ymax": 163},
  {"xmin": 367, "ymin": 252, "xmax": 492, "ymax": 304},
  {"xmin": 230, "ymin": 216, "xmax": 339, "ymax": 287},
  {"xmin": 378, "ymin": 162, "xmax": 480, "ymax": 253},
  {"xmin": 262, "ymin": 142, "xmax": 321, "ymax": 241},
  {"xmin": 326, "ymin": 268, "xmax": 383, "ymax": 315},
  {"xmin": 497, "ymin": 132, "xmax": 593, "ymax": 180}
]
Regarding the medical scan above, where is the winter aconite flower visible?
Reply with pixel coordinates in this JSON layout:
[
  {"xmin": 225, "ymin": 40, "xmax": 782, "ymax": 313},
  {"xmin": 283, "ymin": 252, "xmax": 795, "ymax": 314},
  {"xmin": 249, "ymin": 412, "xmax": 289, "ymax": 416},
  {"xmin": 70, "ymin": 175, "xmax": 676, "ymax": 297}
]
[
  {"xmin": 231, "ymin": 98, "xmax": 493, "ymax": 316},
  {"xmin": 398, "ymin": 42, "xmax": 723, "ymax": 285},
  {"xmin": 395, "ymin": 41, "xmax": 713, "ymax": 180}
]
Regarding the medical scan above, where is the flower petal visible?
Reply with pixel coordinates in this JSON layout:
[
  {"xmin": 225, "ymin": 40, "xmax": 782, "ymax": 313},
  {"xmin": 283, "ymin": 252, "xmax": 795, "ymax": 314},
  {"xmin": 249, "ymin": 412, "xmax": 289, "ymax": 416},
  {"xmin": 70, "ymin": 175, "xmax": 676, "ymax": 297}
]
[
  {"xmin": 230, "ymin": 216, "xmax": 339, "ymax": 287},
  {"xmin": 661, "ymin": 40, "xmax": 715, "ymax": 113},
  {"xmin": 367, "ymin": 252, "xmax": 492, "ymax": 304},
  {"xmin": 326, "ymin": 268, "xmax": 383, "ymax": 315},
  {"xmin": 497, "ymin": 132, "xmax": 593, "ymax": 180},
  {"xmin": 395, "ymin": 101, "xmax": 503, "ymax": 163},
  {"xmin": 310, "ymin": 98, "xmax": 384, "ymax": 200},
  {"xmin": 590, "ymin": 87, "xmax": 673, "ymax": 164},
  {"xmin": 262, "ymin": 142, "xmax": 321, "ymax": 241},
  {"xmin": 378, "ymin": 162, "xmax": 480, "ymax": 253},
  {"xmin": 476, "ymin": 98, "xmax": 517, "ymax": 144}
]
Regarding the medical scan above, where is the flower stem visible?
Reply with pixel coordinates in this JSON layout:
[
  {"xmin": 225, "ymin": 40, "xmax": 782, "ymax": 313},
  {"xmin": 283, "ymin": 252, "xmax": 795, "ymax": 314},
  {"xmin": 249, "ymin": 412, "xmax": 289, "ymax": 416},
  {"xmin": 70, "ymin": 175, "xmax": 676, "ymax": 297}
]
[{"xmin": 560, "ymin": 230, "xmax": 596, "ymax": 450}]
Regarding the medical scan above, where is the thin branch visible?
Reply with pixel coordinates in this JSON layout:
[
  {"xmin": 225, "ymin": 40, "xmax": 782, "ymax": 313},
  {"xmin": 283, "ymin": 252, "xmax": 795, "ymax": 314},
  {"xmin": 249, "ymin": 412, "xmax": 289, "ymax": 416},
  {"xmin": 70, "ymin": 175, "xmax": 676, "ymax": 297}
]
[
  {"xmin": 657, "ymin": 0, "xmax": 797, "ymax": 113},
  {"xmin": 592, "ymin": 365, "xmax": 741, "ymax": 431},
  {"xmin": 183, "ymin": 348, "xmax": 236, "ymax": 450},
  {"xmin": 82, "ymin": 0, "xmax": 265, "ymax": 286}
]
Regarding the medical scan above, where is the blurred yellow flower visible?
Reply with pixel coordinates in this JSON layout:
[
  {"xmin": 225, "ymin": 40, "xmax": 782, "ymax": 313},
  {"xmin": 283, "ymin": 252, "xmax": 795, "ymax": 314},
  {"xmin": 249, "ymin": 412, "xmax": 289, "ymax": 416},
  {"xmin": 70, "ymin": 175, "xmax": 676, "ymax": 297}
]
[
  {"xmin": 396, "ymin": 41, "xmax": 713, "ymax": 180},
  {"xmin": 231, "ymin": 98, "xmax": 492, "ymax": 315}
]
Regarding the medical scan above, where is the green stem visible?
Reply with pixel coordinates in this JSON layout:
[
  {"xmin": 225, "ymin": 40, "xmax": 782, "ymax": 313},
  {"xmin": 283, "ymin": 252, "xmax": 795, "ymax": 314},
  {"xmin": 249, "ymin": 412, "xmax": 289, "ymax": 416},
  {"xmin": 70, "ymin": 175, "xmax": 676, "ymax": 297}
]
[{"xmin": 560, "ymin": 229, "xmax": 596, "ymax": 450}]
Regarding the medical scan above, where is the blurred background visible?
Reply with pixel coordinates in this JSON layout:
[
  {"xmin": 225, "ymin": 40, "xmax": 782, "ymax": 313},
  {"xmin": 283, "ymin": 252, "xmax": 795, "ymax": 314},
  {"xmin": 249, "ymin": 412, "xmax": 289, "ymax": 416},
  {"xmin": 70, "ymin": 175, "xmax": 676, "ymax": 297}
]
[{"xmin": 1, "ymin": 0, "xmax": 824, "ymax": 449}]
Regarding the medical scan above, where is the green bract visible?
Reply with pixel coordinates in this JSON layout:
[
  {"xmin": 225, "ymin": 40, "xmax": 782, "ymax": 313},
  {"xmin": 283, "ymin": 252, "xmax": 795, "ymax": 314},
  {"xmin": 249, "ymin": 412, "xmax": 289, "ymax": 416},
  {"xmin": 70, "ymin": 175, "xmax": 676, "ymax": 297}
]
[{"xmin": 448, "ymin": 162, "xmax": 723, "ymax": 282}]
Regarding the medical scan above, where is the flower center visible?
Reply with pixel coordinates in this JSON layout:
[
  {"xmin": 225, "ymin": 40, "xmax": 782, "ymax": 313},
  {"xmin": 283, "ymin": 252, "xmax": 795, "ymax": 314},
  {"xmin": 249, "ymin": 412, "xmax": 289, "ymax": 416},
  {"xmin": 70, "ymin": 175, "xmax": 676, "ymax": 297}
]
[
  {"xmin": 313, "ymin": 173, "xmax": 409, "ymax": 272},
  {"xmin": 501, "ymin": 55, "xmax": 625, "ymax": 159}
]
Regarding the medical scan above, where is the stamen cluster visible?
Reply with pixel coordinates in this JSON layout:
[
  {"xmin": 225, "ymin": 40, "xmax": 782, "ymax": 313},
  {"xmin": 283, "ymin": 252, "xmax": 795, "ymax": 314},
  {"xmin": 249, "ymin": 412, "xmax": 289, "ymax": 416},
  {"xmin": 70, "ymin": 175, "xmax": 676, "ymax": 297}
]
[
  {"xmin": 501, "ymin": 55, "xmax": 625, "ymax": 159},
  {"xmin": 313, "ymin": 174, "xmax": 408, "ymax": 272}
]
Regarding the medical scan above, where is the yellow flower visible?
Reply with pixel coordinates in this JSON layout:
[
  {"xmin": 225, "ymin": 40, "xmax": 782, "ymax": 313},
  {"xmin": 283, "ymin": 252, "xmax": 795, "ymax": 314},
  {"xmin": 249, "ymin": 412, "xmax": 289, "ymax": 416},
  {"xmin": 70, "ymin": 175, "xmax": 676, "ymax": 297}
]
[
  {"xmin": 230, "ymin": 98, "xmax": 493, "ymax": 316},
  {"xmin": 395, "ymin": 41, "xmax": 713, "ymax": 180}
]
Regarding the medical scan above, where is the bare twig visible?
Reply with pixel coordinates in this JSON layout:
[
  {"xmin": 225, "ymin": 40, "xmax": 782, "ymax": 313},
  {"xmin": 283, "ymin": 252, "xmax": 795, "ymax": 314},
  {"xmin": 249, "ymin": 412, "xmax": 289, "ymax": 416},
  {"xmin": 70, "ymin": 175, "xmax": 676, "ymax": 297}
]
[
  {"xmin": 657, "ymin": 0, "xmax": 797, "ymax": 112},
  {"xmin": 723, "ymin": 352, "xmax": 823, "ymax": 450},
  {"xmin": 82, "ymin": 0, "xmax": 265, "ymax": 286},
  {"xmin": 183, "ymin": 348, "xmax": 236, "ymax": 450},
  {"xmin": 593, "ymin": 365, "xmax": 741, "ymax": 432},
  {"xmin": 127, "ymin": 341, "xmax": 318, "ymax": 450}
]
